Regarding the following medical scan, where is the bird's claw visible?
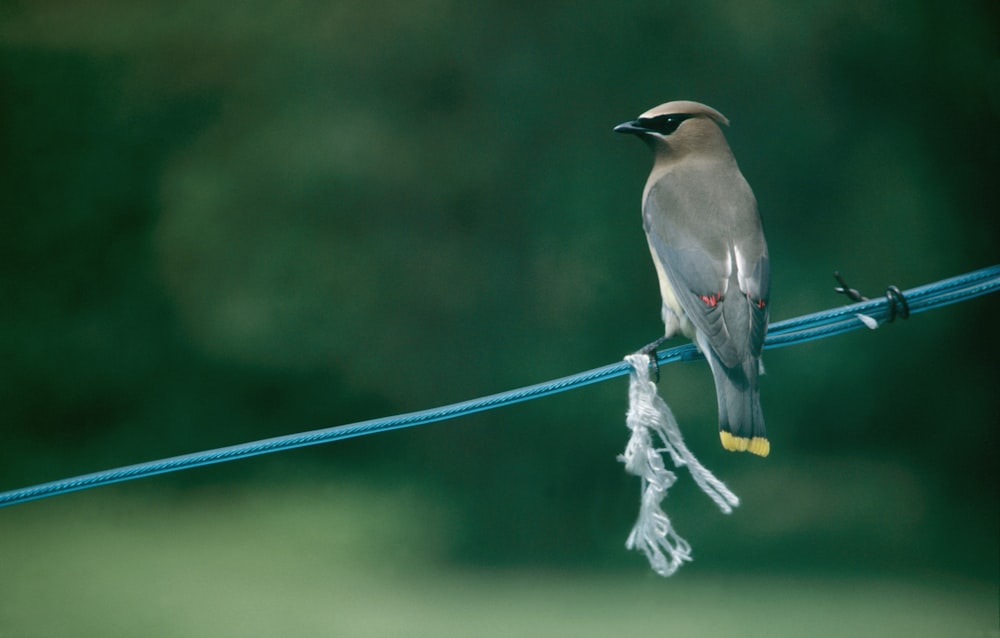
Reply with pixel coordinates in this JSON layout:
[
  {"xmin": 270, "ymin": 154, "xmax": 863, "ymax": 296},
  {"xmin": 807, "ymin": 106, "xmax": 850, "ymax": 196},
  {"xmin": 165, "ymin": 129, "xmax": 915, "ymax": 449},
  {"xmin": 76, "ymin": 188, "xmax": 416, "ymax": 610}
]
[{"xmin": 637, "ymin": 336, "xmax": 669, "ymax": 383}]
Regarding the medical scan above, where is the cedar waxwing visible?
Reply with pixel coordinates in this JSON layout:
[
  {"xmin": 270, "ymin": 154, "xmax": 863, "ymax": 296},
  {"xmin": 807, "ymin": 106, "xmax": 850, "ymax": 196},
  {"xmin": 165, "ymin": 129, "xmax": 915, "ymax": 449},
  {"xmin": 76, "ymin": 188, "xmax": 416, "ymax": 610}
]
[{"xmin": 615, "ymin": 100, "xmax": 771, "ymax": 457}]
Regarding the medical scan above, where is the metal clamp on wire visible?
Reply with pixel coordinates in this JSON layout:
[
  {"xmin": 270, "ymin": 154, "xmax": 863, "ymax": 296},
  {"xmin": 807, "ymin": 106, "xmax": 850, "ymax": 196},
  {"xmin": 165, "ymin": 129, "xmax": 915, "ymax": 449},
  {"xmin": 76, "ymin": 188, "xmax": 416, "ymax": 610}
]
[
  {"xmin": 883, "ymin": 285, "xmax": 910, "ymax": 322},
  {"xmin": 833, "ymin": 272, "xmax": 911, "ymax": 322}
]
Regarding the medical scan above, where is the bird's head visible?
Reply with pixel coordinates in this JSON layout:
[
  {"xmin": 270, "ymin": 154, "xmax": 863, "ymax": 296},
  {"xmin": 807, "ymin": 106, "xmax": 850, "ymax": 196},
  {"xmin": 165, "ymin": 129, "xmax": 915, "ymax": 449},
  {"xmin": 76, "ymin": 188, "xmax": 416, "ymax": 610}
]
[{"xmin": 615, "ymin": 100, "xmax": 732, "ymax": 159}]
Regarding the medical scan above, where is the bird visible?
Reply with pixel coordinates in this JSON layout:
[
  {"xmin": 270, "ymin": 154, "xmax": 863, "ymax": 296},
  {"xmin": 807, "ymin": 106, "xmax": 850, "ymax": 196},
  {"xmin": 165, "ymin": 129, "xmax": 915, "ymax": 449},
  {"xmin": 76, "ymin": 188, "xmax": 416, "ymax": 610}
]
[{"xmin": 614, "ymin": 100, "xmax": 771, "ymax": 457}]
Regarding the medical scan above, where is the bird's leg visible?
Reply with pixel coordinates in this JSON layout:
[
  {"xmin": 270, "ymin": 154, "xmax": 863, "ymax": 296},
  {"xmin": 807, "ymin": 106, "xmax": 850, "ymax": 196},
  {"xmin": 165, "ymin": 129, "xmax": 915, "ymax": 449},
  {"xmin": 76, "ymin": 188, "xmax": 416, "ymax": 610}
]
[{"xmin": 637, "ymin": 335, "xmax": 669, "ymax": 383}]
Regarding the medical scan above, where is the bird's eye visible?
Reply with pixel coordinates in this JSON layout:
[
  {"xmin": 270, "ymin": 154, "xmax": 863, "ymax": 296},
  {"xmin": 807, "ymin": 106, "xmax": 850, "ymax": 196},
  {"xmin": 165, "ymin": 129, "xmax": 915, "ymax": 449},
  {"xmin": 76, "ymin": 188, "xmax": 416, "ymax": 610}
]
[{"xmin": 639, "ymin": 114, "xmax": 692, "ymax": 135}]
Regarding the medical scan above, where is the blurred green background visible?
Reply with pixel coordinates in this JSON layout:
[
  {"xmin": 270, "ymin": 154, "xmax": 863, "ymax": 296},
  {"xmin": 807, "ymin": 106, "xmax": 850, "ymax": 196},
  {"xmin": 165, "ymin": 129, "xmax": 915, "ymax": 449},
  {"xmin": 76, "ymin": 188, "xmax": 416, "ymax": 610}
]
[{"xmin": 1, "ymin": 1, "xmax": 997, "ymax": 635}]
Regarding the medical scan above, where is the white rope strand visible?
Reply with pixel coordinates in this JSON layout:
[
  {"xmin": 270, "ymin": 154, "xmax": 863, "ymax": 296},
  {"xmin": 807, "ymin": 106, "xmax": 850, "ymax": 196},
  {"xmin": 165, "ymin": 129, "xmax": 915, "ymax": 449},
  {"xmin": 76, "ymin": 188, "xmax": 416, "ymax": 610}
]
[{"xmin": 620, "ymin": 353, "xmax": 739, "ymax": 576}]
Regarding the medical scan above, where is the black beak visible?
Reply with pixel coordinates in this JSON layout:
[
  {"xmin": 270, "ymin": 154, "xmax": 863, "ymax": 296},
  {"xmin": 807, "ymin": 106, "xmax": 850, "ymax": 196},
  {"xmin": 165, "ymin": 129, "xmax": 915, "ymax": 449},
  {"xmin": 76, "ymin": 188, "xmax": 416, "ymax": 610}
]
[{"xmin": 613, "ymin": 119, "xmax": 647, "ymax": 135}]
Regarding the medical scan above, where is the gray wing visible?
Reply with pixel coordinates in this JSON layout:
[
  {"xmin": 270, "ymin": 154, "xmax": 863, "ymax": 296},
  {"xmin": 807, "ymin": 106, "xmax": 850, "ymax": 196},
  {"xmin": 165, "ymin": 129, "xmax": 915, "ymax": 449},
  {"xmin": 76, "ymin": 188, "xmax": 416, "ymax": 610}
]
[{"xmin": 643, "ymin": 169, "xmax": 769, "ymax": 367}]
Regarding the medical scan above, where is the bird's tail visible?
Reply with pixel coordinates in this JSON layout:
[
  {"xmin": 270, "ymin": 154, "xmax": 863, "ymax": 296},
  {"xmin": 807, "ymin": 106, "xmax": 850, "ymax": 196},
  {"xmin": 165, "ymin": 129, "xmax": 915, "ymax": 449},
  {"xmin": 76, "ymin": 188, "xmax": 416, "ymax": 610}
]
[{"xmin": 704, "ymin": 350, "xmax": 768, "ymax": 457}]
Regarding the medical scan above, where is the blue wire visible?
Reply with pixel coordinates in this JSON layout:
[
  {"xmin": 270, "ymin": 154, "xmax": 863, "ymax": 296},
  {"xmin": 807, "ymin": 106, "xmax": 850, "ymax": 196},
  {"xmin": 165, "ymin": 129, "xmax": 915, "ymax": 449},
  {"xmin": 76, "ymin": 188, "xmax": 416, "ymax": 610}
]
[{"xmin": 1, "ymin": 264, "xmax": 997, "ymax": 509}]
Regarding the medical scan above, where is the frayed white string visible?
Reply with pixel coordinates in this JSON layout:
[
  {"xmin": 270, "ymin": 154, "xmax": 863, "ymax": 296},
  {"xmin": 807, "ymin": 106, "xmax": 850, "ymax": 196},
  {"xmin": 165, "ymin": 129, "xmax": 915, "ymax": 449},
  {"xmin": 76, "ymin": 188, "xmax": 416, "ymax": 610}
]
[{"xmin": 619, "ymin": 353, "xmax": 740, "ymax": 577}]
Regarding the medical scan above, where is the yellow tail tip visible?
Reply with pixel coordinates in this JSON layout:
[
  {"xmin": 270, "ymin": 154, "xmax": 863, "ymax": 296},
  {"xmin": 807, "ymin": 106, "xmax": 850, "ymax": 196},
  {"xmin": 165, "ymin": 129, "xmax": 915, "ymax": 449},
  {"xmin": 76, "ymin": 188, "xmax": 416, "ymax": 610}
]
[{"xmin": 719, "ymin": 431, "xmax": 770, "ymax": 457}]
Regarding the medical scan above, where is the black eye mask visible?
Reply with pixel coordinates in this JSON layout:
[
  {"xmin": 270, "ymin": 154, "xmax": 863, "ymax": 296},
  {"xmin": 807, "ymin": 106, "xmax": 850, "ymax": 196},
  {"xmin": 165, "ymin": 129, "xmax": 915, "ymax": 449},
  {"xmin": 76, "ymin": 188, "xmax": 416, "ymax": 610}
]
[{"xmin": 637, "ymin": 113, "xmax": 693, "ymax": 135}]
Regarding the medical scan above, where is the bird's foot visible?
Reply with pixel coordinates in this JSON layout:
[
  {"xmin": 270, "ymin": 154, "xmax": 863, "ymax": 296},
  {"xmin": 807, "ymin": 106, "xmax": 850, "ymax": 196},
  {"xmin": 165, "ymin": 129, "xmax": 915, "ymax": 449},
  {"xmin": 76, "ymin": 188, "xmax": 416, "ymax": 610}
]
[{"xmin": 637, "ymin": 336, "xmax": 669, "ymax": 383}]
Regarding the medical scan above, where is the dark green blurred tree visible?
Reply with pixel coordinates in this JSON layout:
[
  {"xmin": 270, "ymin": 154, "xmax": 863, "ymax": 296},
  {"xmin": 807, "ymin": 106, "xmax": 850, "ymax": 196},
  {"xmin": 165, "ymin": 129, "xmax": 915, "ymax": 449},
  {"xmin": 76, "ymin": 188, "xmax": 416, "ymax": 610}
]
[{"xmin": 1, "ymin": 0, "xmax": 996, "ymax": 575}]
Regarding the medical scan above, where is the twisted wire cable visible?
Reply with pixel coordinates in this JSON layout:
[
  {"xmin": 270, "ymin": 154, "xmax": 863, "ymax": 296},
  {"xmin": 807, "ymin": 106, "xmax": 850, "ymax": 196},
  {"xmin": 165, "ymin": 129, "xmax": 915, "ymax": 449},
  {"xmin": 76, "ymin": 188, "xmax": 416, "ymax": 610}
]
[{"xmin": 1, "ymin": 264, "xmax": 996, "ymax": 509}]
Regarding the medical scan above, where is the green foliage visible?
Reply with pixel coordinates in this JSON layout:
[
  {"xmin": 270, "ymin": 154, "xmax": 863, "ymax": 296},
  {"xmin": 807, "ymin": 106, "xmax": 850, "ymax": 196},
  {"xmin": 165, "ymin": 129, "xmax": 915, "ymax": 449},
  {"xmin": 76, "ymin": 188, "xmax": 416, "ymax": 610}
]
[
  {"xmin": 0, "ymin": 0, "xmax": 996, "ymax": 588},
  {"xmin": 1, "ymin": 486, "xmax": 996, "ymax": 637}
]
